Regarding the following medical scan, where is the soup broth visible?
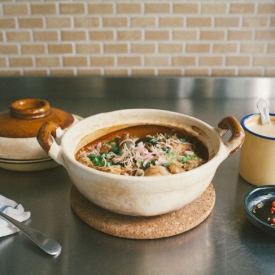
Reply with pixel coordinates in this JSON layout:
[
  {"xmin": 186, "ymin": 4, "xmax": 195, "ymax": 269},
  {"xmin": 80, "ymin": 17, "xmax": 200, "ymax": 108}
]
[
  {"xmin": 247, "ymin": 120, "xmax": 275, "ymax": 138},
  {"xmin": 75, "ymin": 125, "xmax": 208, "ymax": 177}
]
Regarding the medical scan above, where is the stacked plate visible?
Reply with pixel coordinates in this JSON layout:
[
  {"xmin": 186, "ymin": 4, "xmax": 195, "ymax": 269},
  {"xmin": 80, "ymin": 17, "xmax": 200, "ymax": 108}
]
[{"xmin": 0, "ymin": 157, "xmax": 58, "ymax": 172}]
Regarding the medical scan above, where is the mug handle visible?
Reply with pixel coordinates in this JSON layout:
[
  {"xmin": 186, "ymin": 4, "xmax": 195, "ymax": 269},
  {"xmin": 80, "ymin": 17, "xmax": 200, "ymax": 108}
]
[
  {"xmin": 217, "ymin": 116, "xmax": 245, "ymax": 156},
  {"xmin": 37, "ymin": 121, "xmax": 65, "ymax": 166}
]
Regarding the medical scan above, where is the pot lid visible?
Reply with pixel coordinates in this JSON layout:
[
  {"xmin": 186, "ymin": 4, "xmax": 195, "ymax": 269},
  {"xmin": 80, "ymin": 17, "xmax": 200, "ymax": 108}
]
[{"xmin": 0, "ymin": 98, "xmax": 74, "ymax": 138}]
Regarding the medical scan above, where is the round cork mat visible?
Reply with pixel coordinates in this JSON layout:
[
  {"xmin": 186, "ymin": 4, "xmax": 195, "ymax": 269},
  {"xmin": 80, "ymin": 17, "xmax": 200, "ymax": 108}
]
[{"xmin": 70, "ymin": 183, "xmax": 215, "ymax": 239}]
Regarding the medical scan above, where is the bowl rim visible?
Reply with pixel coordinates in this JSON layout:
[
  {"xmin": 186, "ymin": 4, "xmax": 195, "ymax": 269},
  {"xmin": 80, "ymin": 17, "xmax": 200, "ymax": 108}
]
[{"xmin": 244, "ymin": 185, "xmax": 275, "ymax": 231}]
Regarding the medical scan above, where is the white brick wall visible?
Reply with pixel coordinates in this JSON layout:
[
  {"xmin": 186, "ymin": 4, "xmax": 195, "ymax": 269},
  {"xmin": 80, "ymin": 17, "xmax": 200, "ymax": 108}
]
[{"xmin": 0, "ymin": 0, "xmax": 274, "ymax": 76}]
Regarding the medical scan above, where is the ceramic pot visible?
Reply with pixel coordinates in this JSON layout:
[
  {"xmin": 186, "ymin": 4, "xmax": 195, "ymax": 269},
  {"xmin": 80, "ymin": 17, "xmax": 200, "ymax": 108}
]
[
  {"xmin": 37, "ymin": 109, "xmax": 245, "ymax": 216},
  {"xmin": 0, "ymin": 98, "xmax": 79, "ymax": 161}
]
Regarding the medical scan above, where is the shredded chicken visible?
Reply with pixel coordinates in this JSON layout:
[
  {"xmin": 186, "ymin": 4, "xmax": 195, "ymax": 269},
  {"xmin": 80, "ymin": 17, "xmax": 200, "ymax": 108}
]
[{"xmin": 76, "ymin": 131, "xmax": 207, "ymax": 177}]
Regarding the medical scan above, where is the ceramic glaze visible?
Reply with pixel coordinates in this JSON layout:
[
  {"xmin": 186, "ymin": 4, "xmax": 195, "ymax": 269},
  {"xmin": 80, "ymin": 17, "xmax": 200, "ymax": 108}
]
[{"xmin": 37, "ymin": 109, "xmax": 245, "ymax": 216}]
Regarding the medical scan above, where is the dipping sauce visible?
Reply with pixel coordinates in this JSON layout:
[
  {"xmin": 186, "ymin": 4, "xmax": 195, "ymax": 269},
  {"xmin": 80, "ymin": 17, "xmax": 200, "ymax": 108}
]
[
  {"xmin": 246, "ymin": 120, "xmax": 275, "ymax": 138},
  {"xmin": 252, "ymin": 200, "xmax": 275, "ymax": 226}
]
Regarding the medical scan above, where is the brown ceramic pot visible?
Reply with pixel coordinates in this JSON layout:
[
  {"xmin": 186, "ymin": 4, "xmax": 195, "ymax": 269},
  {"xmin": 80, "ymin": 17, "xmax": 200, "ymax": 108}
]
[{"xmin": 0, "ymin": 98, "xmax": 79, "ymax": 161}]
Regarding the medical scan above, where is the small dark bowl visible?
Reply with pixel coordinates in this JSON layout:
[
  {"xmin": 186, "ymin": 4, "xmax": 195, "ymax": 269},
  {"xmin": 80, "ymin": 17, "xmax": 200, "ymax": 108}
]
[{"xmin": 244, "ymin": 185, "xmax": 275, "ymax": 235}]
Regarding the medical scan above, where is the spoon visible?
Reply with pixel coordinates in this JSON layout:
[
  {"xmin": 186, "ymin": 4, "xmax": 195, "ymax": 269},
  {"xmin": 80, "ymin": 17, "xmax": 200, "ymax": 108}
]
[
  {"xmin": 0, "ymin": 211, "xmax": 62, "ymax": 256},
  {"xmin": 257, "ymin": 98, "xmax": 270, "ymax": 125}
]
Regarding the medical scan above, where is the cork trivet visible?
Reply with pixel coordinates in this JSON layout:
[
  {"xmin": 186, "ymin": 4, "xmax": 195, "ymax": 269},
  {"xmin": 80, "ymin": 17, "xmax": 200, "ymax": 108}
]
[{"xmin": 70, "ymin": 183, "xmax": 215, "ymax": 239}]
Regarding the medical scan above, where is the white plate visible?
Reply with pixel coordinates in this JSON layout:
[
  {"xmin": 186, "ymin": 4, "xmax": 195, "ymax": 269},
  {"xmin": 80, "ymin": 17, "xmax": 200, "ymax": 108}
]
[{"xmin": 0, "ymin": 157, "xmax": 59, "ymax": 172}]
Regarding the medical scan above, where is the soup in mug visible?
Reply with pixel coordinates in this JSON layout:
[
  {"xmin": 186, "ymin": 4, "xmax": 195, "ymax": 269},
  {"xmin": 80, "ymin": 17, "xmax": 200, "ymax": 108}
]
[{"xmin": 246, "ymin": 120, "xmax": 275, "ymax": 138}]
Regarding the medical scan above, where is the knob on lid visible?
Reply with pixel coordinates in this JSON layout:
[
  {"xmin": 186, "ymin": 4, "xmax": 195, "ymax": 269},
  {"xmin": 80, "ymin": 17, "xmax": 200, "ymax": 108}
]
[{"xmin": 10, "ymin": 98, "xmax": 52, "ymax": 119}]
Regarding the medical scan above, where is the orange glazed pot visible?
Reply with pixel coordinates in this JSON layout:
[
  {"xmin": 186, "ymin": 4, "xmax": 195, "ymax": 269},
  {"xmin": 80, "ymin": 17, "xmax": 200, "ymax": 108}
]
[{"xmin": 0, "ymin": 98, "xmax": 79, "ymax": 162}]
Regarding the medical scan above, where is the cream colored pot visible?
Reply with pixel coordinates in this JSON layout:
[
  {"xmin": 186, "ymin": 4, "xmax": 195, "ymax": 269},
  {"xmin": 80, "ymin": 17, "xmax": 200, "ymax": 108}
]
[{"xmin": 37, "ymin": 109, "xmax": 244, "ymax": 216}]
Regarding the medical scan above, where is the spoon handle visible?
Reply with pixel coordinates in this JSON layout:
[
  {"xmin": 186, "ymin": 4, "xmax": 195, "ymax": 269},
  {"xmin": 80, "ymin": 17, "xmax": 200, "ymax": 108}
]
[{"xmin": 0, "ymin": 211, "xmax": 62, "ymax": 256}]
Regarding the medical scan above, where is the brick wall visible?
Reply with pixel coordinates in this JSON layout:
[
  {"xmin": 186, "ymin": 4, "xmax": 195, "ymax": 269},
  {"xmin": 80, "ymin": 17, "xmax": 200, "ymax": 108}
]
[{"xmin": 0, "ymin": 0, "xmax": 274, "ymax": 77}]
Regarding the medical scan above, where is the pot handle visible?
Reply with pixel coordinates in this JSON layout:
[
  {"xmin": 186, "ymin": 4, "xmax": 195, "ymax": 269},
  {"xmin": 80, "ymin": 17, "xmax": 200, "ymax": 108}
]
[
  {"xmin": 37, "ymin": 121, "xmax": 65, "ymax": 166},
  {"xmin": 217, "ymin": 116, "xmax": 245, "ymax": 157}
]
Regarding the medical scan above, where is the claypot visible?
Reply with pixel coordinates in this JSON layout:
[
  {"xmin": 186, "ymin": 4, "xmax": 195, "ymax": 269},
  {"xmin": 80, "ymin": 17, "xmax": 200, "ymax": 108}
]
[
  {"xmin": 37, "ymin": 109, "xmax": 245, "ymax": 216},
  {"xmin": 0, "ymin": 98, "xmax": 80, "ymax": 170}
]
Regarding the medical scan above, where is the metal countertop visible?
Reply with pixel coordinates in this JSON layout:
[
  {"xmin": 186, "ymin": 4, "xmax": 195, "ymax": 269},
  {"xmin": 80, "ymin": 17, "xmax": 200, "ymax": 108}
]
[{"xmin": 0, "ymin": 77, "xmax": 275, "ymax": 275}]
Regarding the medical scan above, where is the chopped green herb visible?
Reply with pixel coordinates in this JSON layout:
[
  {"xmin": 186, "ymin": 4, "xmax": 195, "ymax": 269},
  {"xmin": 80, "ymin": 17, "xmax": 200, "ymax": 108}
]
[
  {"xmin": 162, "ymin": 162, "xmax": 172, "ymax": 167},
  {"xmin": 111, "ymin": 144, "xmax": 119, "ymax": 154},
  {"xmin": 144, "ymin": 162, "xmax": 151, "ymax": 169},
  {"xmin": 182, "ymin": 154, "xmax": 192, "ymax": 163},
  {"xmin": 88, "ymin": 154, "xmax": 96, "ymax": 160},
  {"xmin": 92, "ymin": 155, "xmax": 105, "ymax": 166},
  {"xmin": 150, "ymin": 135, "xmax": 159, "ymax": 143},
  {"xmin": 137, "ymin": 171, "xmax": 143, "ymax": 176},
  {"xmin": 182, "ymin": 156, "xmax": 188, "ymax": 163},
  {"xmin": 125, "ymin": 141, "xmax": 130, "ymax": 148}
]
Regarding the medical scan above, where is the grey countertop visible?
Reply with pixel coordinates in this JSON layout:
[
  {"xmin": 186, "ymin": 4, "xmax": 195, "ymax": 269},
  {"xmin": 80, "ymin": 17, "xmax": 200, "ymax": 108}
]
[{"xmin": 0, "ymin": 77, "xmax": 275, "ymax": 275}]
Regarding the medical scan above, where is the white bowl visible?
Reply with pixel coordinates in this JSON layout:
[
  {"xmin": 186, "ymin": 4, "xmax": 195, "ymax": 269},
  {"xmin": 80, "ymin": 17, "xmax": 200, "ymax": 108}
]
[{"xmin": 37, "ymin": 109, "xmax": 244, "ymax": 216}]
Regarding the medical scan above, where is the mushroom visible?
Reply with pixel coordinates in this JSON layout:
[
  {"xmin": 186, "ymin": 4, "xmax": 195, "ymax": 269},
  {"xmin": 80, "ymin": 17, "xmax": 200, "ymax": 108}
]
[
  {"xmin": 167, "ymin": 163, "xmax": 185, "ymax": 174},
  {"xmin": 144, "ymin": 166, "xmax": 172, "ymax": 177},
  {"xmin": 116, "ymin": 132, "xmax": 132, "ymax": 149},
  {"xmin": 170, "ymin": 141, "xmax": 192, "ymax": 155}
]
